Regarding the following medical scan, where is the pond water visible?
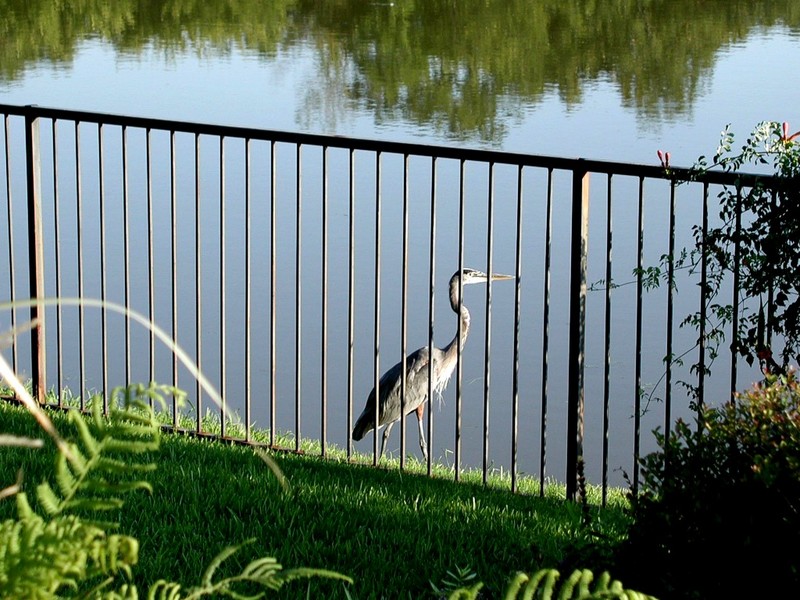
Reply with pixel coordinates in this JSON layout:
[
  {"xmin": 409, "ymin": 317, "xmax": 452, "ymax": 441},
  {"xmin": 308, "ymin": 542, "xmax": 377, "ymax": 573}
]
[
  {"xmin": 2, "ymin": 0, "xmax": 799, "ymax": 485},
  {"xmin": 3, "ymin": 1, "xmax": 799, "ymax": 161}
]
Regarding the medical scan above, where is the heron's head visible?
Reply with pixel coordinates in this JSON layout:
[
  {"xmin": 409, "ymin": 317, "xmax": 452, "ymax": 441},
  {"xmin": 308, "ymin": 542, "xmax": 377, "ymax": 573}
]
[
  {"xmin": 456, "ymin": 268, "xmax": 515, "ymax": 285},
  {"xmin": 448, "ymin": 268, "xmax": 514, "ymax": 311}
]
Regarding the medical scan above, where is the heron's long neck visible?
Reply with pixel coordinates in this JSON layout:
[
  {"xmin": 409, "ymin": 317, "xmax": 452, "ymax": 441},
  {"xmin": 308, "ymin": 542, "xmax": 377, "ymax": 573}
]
[{"xmin": 442, "ymin": 277, "xmax": 471, "ymax": 360}]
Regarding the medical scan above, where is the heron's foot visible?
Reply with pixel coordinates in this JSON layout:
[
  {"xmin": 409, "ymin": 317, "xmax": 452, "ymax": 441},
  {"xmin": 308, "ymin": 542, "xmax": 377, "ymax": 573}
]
[
  {"xmin": 379, "ymin": 421, "xmax": 394, "ymax": 461},
  {"xmin": 418, "ymin": 437, "xmax": 429, "ymax": 462},
  {"xmin": 416, "ymin": 418, "xmax": 429, "ymax": 462}
]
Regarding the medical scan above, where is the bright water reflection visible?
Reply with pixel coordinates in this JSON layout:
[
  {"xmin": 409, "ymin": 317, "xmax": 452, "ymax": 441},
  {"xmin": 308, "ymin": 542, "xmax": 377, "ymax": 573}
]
[{"xmin": 2, "ymin": 0, "xmax": 799, "ymax": 157}]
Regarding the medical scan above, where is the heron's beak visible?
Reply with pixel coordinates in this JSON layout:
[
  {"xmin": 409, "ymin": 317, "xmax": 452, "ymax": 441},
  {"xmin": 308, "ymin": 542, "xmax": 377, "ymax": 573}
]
[{"xmin": 489, "ymin": 273, "xmax": 515, "ymax": 281}]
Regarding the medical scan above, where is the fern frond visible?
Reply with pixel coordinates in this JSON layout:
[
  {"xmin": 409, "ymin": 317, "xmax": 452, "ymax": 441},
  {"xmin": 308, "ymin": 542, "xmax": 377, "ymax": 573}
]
[
  {"xmin": 94, "ymin": 456, "xmax": 157, "ymax": 474},
  {"xmin": 269, "ymin": 567, "xmax": 354, "ymax": 588},
  {"xmin": 103, "ymin": 438, "xmax": 160, "ymax": 454},
  {"xmin": 200, "ymin": 540, "xmax": 250, "ymax": 587},
  {"xmin": 35, "ymin": 481, "xmax": 62, "ymax": 516},
  {"xmin": 15, "ymin": 491, "xmax": 34, "ymax": 519},
  {"xmin": 450, "ymin": 568, "xmax": 658, "ymax": 600},
  {"xmin": 0, "ymin": 512, "xmax": 137, "ymax": 599},
  {"xmin": 86, "ymin": 533, "xmax": 139, "ymax": 579},
  {"xmin": 500, "ymin": 572, "xmax": 529, "ymax": 600},
  {"xmin": 83, "ymin": 581, "xmax": 140, "ymax": 600},
  {"xmin": 71, "ymin": 409, "xmax": 101, "ymax": 456},
  {"xmin": 27, "ymin": 384, "xmax": 166, "ymax": 522},
  {"xmin": 111, "ymin": 410, "xmax": 157, "ymax": 427},
  {"xmin": 147, "ymin": 580, "xmax": 183, "ymax": 600},
  {"xmin": 179, "ymin": 540, "xmax": 352, "ymax": 599},
  {"xmin": 593, "ymin": 571, "xmax": 612, "ymax": 591},
  {"xmin": 446, "ymin": 583, "xmax": 483, "ymax": 600},
  {"xmin": 538, "ymin": 569, "xmax": 559, "ymax": 600},
  {"xmin": 521, "ymin": 569, "xmax": 552, "ymax": 600},
  {"xmin": 63, "ymin": 497, "xmax": 125, "ymax": 512},
  {"xmin": 557, "ymin": 569, "xmax": 583, "ymax": 600},
  {"xmin": 82, "ymin": 478, "xmax": 154, "ymax": 494},
  {"xmin": 56, "ymin": 451, "xmax": 80, "ymax": 497},
  {"xmin": 240, "ymin": 556, "xmax": 281, "ymax": 578}
]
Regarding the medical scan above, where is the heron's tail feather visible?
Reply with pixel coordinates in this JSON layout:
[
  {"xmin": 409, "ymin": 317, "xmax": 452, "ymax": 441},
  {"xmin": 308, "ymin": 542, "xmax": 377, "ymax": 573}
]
[{"xmin": 352, "ymin": 411, "xmax": 373, "ymax": 441}]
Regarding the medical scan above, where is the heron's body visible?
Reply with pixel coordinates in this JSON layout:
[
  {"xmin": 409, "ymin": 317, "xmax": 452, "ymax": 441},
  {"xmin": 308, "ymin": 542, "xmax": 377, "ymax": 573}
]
[{"xmin": 352, "ymin": 268, "xmax": 513, "ymax": 460}]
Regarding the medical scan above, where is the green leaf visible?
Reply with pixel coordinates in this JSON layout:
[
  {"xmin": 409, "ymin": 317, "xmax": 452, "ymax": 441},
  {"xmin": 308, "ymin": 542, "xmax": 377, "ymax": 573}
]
[
  {"xmin": 36, "ymin": 481, "xmax": 62, "ymax": 516},
  {"xmin": 70, "ymin": 409, "xmax": 101, "ymax": 457},
  {"xmin": 64, "ymin": 497, "xmax": 125, "ymax": 512},
  {"xmin": 500, "ymin": 572, "xmax": 529, "ymax": 600},
  {"xmin": 201, "ymin": 540, "xmax": 252, "ymax": 587}
]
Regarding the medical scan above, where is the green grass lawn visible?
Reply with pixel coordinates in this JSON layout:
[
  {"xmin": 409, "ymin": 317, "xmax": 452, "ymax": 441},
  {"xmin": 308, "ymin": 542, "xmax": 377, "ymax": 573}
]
[{"xmin": 0, "ymin": 399, "xmax": 632, "ymax": 599}]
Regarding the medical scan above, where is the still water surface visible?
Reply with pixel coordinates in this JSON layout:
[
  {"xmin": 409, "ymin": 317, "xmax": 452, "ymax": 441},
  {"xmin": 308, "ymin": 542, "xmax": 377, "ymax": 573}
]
[
  {"xmin": 3, "ymin": 1, "xmax": 799, "ymax": 160},
  {"xmin": 2, "ymin": 0, "xmax": 799, "ymax": 483}
]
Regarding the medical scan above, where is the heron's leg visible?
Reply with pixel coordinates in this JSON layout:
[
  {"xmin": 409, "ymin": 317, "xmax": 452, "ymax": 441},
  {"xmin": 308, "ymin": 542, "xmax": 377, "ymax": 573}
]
[
  {"xmin": 379, "ymin": 421, "xmax": 395, "ymax": 460},
  {"xmin": 415, "ymin": 404, "xmax": 429, "ymax": 461}
]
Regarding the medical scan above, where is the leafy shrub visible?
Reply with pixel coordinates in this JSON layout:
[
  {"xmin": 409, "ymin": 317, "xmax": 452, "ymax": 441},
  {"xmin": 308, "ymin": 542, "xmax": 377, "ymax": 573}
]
[
  {"xmin": 446, "ymin": 568, "xmax": 656, "ymax": 600},
  {"xmin": 615, "ymin": 372, "xmax": 800, "ymax": 598},
  {"xmin": 686, "ymin": 121, "xmax": 800, "ymax": 368},
  {"xmin": 640, "ymin": 122, "xmax": 800, "ymax": 391},
  {"xmin": 0, "ymin": 383, "xmax": 351, "ymax": 599}
]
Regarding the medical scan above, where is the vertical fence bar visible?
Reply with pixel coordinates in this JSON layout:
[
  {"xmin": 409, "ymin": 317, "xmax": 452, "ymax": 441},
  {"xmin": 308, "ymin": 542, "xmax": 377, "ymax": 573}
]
[
  {"xmin": 767, "ymin": 192, "xmax": 776, "ymax": 345},
  {"xmin": 454, "ymin": 159, "xmax": 466, "ymax": 481},
  {"xmin": 122, "ymin": 126, "xmax": 131, "ymax": 389},
  {"xmin": 539, "ymin": 168, "xmax": 553, "ymax": 496},
  {"xmin": 665, "ymin": 181, "xmax": 676, "ymax": 444},
  {"xmin": 25, "ymin": 110, "xmax": 46, "ymax": 404},
  {"xmin": 426, "ymin": 156, "xmax": 437, "ymax": 478},
  {"xmin": 400, "ymin": 154, "xmax": 409, "ymax": 468},
  {"xmin": 347, "ymin": 148, "xmax": 355, "ymax": 459},
  {"xmin": 76, "ymin": 122, "xmax": 86, "ymax": 409},
  {"xmin": 170, "ymin": 130, "xmax": 178, "ymax": 426},
  {"xmin": 146, "ymin": 128, "xmax": 155, "ymax": 389},
  {"xmin": 294, "ymin": 143, "xmax": 302, "ymax": 450},
  {"xmin": 511, "ymin": 165, "xmax": 523, "ymax": 493},
  {"xmin": 3, "ymin": 115, "xmax": 16, "ymax": 373},
  {"xmin": 482, "ymin": 162, "xmax": 496, "ymax": 485},
  {"xmin": 566, "ymin": 166, "xmax": 589, "ymax": 501},
  {"xmin": 697, "ymin": 182, "xmax": 709, "ymax": 410},
  {"xmin": 245, "ymin": 138, "xmax": 252, "ymax": 442},
  {"xmin": 320, "ymin": 146, "xmax": 328, "ymax": 456},
  {"xmin": 372, "ymin": 151, "xmax": 382, "ymax": 465},
  {"xmin": 601, "ymin": 174, "xmax": 613, "ymax": 505},
  {"xmin": 767, "ymin": 190, "xmax": 777, "ymax": 346},
  {"xmin": 730, "ymin": 188, "xmax": 742, "ymax": 399},
  {"xmin": 632, "ymin": 176, "xmax": 645, "ymax": 494},
  {"xmin": 220, "ymin": 136, "xmax": 227, "ymax": 437},
  {"xmin": 269, "ymin": 140, "xmax": 277, "ymax": 447},
  {"xmin": 53, "ymin": 120, "xmax": 64, "ymax": 406},
  {"xmin": 194, "ymin": 133, "xmax": 203, "ymax": 433},
  {"xmin": 98, "ymin": 124, "xmax": 108, "ymax": 412}
]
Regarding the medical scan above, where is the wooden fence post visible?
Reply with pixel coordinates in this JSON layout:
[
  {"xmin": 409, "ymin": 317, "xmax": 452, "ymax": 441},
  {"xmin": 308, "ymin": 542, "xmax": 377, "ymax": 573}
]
[
  {"xmin": 566, "ymin": 166, "xmax": 589, "ymax": 501},
  {"xmin": 25, "ymin": 107, "xmax": 46, "ymax": 404}
]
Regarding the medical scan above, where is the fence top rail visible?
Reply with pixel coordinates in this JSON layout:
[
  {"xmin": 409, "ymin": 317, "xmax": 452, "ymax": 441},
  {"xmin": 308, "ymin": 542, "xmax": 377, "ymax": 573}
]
[{"xmin": 1, "ymin": 102, "xmax": 778, "ymax": 188}]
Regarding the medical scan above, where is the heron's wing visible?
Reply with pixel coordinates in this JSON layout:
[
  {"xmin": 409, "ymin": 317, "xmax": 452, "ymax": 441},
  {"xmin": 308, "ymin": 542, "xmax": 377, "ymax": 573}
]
[
  {"xmin": 374, "ymin": 346, "xmax": 433, "ymax": 419},
  {"xmin": 353, "ymin": 346, "xmax": 431, "ymax": 439}
]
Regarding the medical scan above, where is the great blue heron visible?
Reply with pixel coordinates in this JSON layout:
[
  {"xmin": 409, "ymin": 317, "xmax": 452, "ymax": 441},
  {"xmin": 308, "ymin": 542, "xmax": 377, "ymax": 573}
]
[{"xmin": 352, "ymin": 268, "xmax": 514, "ymax": 460}]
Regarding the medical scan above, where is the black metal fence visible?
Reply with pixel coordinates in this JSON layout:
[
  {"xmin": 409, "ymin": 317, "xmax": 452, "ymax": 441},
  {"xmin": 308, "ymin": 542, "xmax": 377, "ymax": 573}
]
[{"xmin": 0, "ymin": 104, "xmax": 766, "ymax": 501}]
